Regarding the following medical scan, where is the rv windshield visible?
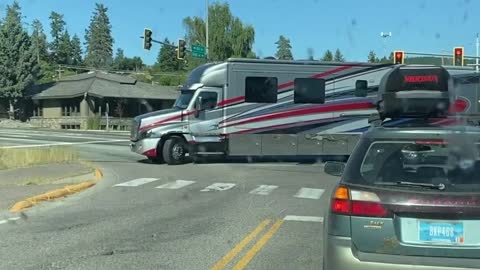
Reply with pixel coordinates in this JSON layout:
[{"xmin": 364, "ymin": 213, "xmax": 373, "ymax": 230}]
[{"xmin": 173, "ymin": 91, "xmax": 195, "ymax": 110}]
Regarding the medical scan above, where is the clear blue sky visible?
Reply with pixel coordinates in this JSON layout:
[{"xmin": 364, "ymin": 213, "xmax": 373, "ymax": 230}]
[{"xmin": 1, "ymin": 0, "xmax": 478, "ymax": 65}]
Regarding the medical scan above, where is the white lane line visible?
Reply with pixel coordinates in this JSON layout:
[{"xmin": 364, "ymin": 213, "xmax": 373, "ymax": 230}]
[
  {"xmin": 0, "ymin": 137, "xmax": 46, "ymax": 142},
  {"xmin": 33, "ymin": 134, "xmax": 118, "ymax": 140},
  {"xmin": 249, "ymin": 185, "xmax": 278, "ymax": 195},
  {"xmin": 294, "ymin": 188, "xmax": 325, "ymax": 200},
  {"xmin": 156, "ymin": 180, "xmax": 196, "ymax": 190},
  {"xmin": 0, "ymin": 139, "xmax": 129, "ymax": 149},
  {"xmin": 200, "ymin": 182, "xmax": 236, "ymax": 192},
  {"xmin": 114, "ymin": 178, "xmax": 160, "ymax": 187},
  {"xmin": 0, "ymin": 134, "xmax": 30, "ymax": 138},
  {"xmin": 0, "ymin": 220, "xmax": 7, "ymax": 225},
  {"xmin": 0, "ymin": 131, "xmax": 114, "ymax": 140},
  {"xmin": 8, "ymin": 217, "xmax": 20, "ymax": 221},
  {"xmin": 284, "ymin": 215, "xmax": 324, "ymax": 223}
]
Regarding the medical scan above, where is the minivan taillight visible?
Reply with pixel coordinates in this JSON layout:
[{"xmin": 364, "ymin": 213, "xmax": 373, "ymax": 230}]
[{"xmin": 330, "ymin": 185, "xmax": 391, "ymax": 218}]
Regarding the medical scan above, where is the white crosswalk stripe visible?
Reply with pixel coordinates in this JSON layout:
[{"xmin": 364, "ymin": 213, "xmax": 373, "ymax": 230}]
[
  {"xmin": 294, "ymin": 188, "xmax": 324, "ymax": 200},
  {"xmin": 249, "ymin": 185, "xmax": 278, "ymax": 195},
  {"xmin": 114, "ymin": 178, "xmax": 160, "ymax": 187},
  {"xmin": 113, "ymin": 179, "xmax": 327, "ymax": 200},
  {"xmin": 200, "ymin": 182, "xmax": 236, "ymax": 192},
  {"xmin": 156, "ymin": 180, "xmax": 196, "ymax": 189}
]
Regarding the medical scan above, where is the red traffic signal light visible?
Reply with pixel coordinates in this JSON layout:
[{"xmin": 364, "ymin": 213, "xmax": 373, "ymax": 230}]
[
  {"xmin": 453, "ymin": 47, "xmax": 464, "ymax": 66},
  {"xmin": 393, "ymin": 51, "xmax": 404, "ymax": 64}
]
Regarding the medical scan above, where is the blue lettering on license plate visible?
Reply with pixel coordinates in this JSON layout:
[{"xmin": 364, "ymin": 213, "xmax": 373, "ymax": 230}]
[{"xmin": 419, "ymin": 221, "xmax": 464, "ymax": 244}]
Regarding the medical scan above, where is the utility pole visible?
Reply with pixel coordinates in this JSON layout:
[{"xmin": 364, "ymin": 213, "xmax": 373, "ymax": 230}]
[
  {"xmin": 476, "ymin": 33, "xmax": 479, "ymax": 72},
  {"xmin": 380, "ymin": 32, "xmax": 392, "ymax": 59},
  {"xmin": 205, "ymin": 0, "xmax": 209, "ymax": 60}
]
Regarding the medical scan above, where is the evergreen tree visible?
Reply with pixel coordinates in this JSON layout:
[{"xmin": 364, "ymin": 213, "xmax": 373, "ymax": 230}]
[
  {"xmin": 113, "ymin": 48, "xmax": 125, "ymax": 70},
  {"xmin": 275, "ymin": 35, "xmax": 293, "ymax": 60},
  {"xmin": 58, "ymin": 30, "xmax": 72, "ymax": 64},
  {"xmin": 84, "ymin": 3, "xmax": 114, "ymax": 68},
  {"xmin": 321, "ymin": 50, "xmax": 333, "ymax": 61},
  {"xmin": 334, "ymin": 48, "xmax": 345, "ymax": 62},
  {"xmin": 70, "ymin": 34, "xmax": 83, "ymax": 65},
  {"xmin": 49, "ymin": 11, "xmax": 65, "ymax": 63},
  {"xmin": 155, "ymin": 38, "xmax": 179, "ymax": 72},
  {"xmin": 367, "ymin": 51, "xmax": 379, "ymax": 63},
  {"xmin": 31, "ymin": 19, "xmax": 48, "ymax": 63},
  {"xmin": 0, "ymin": 1, "xmax": 39, "ymax": 117}
]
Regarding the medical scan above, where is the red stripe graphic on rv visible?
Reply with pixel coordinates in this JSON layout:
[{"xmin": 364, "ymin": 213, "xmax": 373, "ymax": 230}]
[
  {"xmin": 139, "ymin": 111, "xmax": 196, "ymax": 132},
  {"xmin": 216, "ymin": 65, "xmax": 355, "ymax": 107},
  {"xmin": 222, "ymin": 102, "xmax": 374, "ymax": 128},
  {"xmin": 233, "ymin": 117, "xmax": 338, "ymax": 134}
]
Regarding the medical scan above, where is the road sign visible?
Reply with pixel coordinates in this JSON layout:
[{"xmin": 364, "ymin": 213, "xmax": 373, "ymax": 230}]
[{"xmin": 191, "ymin": 44, "xmax": 206, "ymax": 58}]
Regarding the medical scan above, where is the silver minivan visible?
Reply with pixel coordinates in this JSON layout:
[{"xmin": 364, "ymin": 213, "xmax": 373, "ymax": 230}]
[{"xmin": 323, "ymin": 125, "xmax": 480, "ymax": 270}]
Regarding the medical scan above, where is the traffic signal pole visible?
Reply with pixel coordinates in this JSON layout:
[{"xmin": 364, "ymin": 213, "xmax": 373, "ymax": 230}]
[
  {"xmin": 140, "ymin": 36, "xmax": 192, "ymax": 52},
  {"xmin": 205, "ymin": 0, "xmax": 209, "ymax": 60}
]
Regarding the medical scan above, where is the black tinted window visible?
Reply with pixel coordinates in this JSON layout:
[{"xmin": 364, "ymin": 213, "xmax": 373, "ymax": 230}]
[
  {"xmin": 197, "ymin": 92, "xmax": 218, "ymax": 110},
  {"xmin": 350, "ymin": 140, "xmax": 480, "ymax": 192},
  {"xmin": 294, "ymin": 78, "xmax": 325, "ymax": 104},
  {"xmin": 245, "ymin": 77, "xmax": 278, "ymax": 103}
]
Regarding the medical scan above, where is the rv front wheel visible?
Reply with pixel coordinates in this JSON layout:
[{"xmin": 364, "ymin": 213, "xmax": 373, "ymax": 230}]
[{"xmin": 163, "ymin": 136, "xmax": 187, "ymax": 165}]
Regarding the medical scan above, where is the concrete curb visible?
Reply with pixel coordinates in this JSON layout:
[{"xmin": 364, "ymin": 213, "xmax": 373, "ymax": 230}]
[{"xmin": 9, "ymin": 167, "xmax": 104, "ymax": 213}]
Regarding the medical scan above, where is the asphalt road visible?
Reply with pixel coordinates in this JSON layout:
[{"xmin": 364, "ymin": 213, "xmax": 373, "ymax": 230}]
[{"xmin": 0, "ymin": 128, "xmax": 340, "ymax": 270}]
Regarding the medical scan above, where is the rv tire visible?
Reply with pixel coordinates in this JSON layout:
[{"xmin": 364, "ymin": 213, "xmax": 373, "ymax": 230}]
[{"xmin": 163, "ymin": 136, "xmax": 187, "ymax": 165}]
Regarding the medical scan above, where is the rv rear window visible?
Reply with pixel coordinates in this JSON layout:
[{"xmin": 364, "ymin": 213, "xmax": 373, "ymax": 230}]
[{"xmin": 245, "ymin": 77, "xmax": 278, "ymax": 103}]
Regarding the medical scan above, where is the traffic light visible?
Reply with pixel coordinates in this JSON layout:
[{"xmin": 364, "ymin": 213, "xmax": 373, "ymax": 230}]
[
  {"xmin": 144, "ymin": 28, "xmax": 152, "ymax": 50},
  {"xmin": 177, "ymin": 39, "xmax": 187, "ymax": 59},
  {"xmin": 453, "ymin": 47, "xmax": 464, "ymax": 66},
  {"xmin": 393, "ymin": 51, "xmax": 405, "ymax": 64}
]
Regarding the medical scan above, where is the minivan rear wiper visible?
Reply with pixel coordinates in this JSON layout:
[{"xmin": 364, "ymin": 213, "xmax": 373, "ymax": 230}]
[{"xmin": 374, "ymin": 181, "xmax": 446, "ymax": 190}]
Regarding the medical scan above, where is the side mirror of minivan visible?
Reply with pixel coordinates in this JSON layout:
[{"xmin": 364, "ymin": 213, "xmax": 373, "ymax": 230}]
[{"xmin": 324, "ymin": 161, "xmax": 346, "ymax": 177}]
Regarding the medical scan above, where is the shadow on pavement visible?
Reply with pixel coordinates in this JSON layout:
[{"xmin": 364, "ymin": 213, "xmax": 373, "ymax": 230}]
[{"xmin": 130, "ymin": 155, "xmax": 349, "ymax": 166}]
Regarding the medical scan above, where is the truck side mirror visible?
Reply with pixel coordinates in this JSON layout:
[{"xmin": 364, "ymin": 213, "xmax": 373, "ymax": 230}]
[
  {"xmin": 194, "ymin": 96, "xmax": 203, "ymax": 118},
  {"xmin": 355, "ymin": 80, "xmax": 368, "ymax": 97}
]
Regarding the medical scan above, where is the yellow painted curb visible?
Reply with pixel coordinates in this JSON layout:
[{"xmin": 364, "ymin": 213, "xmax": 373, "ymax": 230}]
[{"xmin": 9, "ymin": 167, "xmax": 103, "ymax": 213}]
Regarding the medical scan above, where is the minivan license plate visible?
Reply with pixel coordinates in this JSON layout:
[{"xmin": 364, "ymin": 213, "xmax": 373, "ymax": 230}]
[{"xmin": 419, "ymin": 221, "xmax": 464, "ymax": 244}]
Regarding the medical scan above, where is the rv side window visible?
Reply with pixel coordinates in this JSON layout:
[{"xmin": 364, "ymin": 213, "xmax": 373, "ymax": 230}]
[
  {"xmin": 294, "ymin": 78, "xmax": 325, "ymax": 104},
  {"xmin": 196, "ymin": 91, "xmax": 218, "ymax": 110},
  {"xmin": 245, "ymin": 77, "xmax": 278, "ymax": 103}
]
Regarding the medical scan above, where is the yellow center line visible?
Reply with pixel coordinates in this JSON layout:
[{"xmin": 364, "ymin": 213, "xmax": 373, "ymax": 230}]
[
  {"xmin": 210, "ymin": 219, "xmax": 272, "ymax": 270},
  {"xmin": 232, "ymin": 219, "xmax": 285, "ymax": 270}
]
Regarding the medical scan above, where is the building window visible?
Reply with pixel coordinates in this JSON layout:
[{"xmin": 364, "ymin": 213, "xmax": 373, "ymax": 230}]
[
  {"xmin": 245, "ymin": 76, "xmax": 278, "ymax": 103},
  {"xmin": 62, "ymin": 100, "xmax": 80, "ymax": 116},
  {"xmin": 32, "ymin": 104, "xmax": 43, "ymax": 117}
]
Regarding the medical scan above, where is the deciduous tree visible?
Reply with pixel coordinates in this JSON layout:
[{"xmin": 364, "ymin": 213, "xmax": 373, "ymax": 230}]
[{"xmin": 183, "ymin": 3, "xmax": 255, "ymax": 61}]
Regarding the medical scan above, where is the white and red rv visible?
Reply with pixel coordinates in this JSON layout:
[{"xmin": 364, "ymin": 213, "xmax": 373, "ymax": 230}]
[{"xmin": 130, "ymin": 58, "xmax": 477, "ymax": 164}]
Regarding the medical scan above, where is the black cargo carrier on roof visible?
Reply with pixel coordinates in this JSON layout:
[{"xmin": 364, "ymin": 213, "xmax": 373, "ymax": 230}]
[{"xmin": 376, "ymin": 65, "xmax": 453, "ymax": 120}]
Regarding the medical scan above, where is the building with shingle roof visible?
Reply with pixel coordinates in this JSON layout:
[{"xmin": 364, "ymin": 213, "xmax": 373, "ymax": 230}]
[{"xmin": 27, "ymin": 71, "xmax": 179, "ymax": 130}]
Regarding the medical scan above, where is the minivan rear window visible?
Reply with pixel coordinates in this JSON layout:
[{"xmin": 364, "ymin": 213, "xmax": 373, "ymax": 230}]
[{"xmin": 357, "ymin": 141, "xmax": 480, "ymax": 191}]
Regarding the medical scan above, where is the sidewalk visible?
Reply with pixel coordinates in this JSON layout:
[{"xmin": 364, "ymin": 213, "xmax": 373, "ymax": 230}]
[{"xmin": 0, "ymin": 163, "xmax": 94, "ymax": 213}]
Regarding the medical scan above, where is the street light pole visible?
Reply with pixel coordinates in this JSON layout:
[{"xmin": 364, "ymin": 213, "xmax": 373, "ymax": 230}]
[
  {"xmin": 205, "ymin": 0, "xmax": 209, "ymax": 60},
  {"xmin": 380, "ymin": 32, "xmax": 392, "ymax": 59},
  {"xmin": 476, "ymin": 33, "xmax": 479, "ymax": 72}
]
